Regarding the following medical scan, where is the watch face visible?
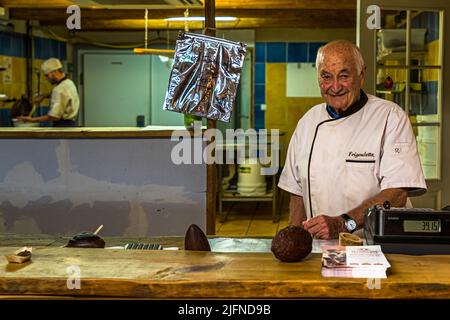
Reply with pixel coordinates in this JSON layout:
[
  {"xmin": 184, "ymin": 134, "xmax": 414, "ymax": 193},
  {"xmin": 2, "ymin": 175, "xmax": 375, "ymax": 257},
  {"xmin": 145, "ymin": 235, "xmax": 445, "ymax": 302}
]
[{"xmin": 346, "ymin": 220, "xmax": 357, "ymax": 231}]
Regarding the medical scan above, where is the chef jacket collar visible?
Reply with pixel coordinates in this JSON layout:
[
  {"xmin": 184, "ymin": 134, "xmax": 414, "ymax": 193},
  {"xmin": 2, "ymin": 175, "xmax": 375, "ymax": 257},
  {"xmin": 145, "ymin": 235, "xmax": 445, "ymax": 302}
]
[
  {"xmin": 56, "ymin": 76, "xmax": 67, "ymax": 85},
  {"xmin": 326, "ymin": 90, "xmax": 368, "ymax": 119}
]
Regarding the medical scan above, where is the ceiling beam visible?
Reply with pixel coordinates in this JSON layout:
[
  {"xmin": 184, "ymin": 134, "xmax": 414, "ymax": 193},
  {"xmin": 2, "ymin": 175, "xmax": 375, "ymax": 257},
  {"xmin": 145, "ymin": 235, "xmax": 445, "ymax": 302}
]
[
  {"xmin": 2, "ymin": 0, "xmax": 356, "ymax": 10},
  {"xmin": 37, "ymin": 14, "xmax": 355, "ymax": 31},
  {"xmin": 0, "ymin": 0, "xmax": 73, "ymax": 8},
  {"xmin": 10, "ymin": 8, "xmax": 355, "ymax": 21},
  {"xmin": 6, "ymin": 1, "xmax": 356, "ymax": 30},
  {"xmin": 215, "ymin": 0, "xmax": 355, "ymax": 9}
]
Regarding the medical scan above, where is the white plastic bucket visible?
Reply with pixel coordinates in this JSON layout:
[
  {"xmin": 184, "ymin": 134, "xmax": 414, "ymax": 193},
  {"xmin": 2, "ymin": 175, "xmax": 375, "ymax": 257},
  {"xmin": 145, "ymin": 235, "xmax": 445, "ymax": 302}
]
[
  {"xmin": 11, "ymin": 119, "xmax": 40, "ymax": 127},
  {"xmin": 237, "ymin": 158, "xmax": 267, "ymax": 196},
  {"xmin": 222, "ymin": 164, "xmax": 236, "ymax": 190}
]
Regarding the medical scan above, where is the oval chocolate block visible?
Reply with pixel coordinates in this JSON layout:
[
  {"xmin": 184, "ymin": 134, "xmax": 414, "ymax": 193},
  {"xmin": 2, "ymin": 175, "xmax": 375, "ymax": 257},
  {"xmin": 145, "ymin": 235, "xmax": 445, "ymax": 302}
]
[
  {"xmin": 271, "ymin": 225, "xmax": 312, "ymax": 262},
  {"xmin": 184, "ymin": 224, "xmax": 211, "ymax": 251}
]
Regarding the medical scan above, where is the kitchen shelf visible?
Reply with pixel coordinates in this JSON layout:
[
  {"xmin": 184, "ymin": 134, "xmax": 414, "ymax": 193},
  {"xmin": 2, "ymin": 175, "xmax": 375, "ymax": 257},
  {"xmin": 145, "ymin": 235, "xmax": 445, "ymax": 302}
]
[
  {"xmin": 216, "ymin": 133, "xmax": 285, "ymax": 224},
  {"xmin": 217, "ymin": 165, "xmax": 280, "ymax": 223},
  {"xmin": 376, "ymin": 90, "xmax": 426, "ymax": 94},
  {"xmin": 221, "ymin": 191, "xmax": 274, "ymax": 202},
  {"xmin": 377, "ymin": 50, "xmax": 425, "ymax": 62}
]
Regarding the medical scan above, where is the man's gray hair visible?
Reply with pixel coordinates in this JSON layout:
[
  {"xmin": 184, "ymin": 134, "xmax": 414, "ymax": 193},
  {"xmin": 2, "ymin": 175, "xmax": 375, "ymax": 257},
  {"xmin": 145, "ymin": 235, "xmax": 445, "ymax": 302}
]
[{"xmin": 315, "ymin": 40, "xmax": 365, "ymax": 74}]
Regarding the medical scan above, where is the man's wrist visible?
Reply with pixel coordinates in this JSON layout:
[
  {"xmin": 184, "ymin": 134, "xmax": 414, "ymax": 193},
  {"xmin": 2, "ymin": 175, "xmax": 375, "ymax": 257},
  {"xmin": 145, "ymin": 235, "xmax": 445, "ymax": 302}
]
[{"xmin": 340, "ymin": 213, "xmax": 357, "ymax": 233}]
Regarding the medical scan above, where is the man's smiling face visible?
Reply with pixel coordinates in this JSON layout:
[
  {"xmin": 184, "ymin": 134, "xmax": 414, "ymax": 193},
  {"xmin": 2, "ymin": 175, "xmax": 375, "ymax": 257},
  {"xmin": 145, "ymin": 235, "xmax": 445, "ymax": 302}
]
[{"xmin": 318, "ymin": 48, "xmax": 365, "ymax": 112}]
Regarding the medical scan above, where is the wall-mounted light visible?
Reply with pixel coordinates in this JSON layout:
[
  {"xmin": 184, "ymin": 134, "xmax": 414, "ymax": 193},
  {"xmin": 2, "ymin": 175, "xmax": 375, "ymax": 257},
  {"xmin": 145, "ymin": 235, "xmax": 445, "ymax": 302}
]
[{"xmin": 165, "ymin": 16, "xmax": 237, "ymax": 22}]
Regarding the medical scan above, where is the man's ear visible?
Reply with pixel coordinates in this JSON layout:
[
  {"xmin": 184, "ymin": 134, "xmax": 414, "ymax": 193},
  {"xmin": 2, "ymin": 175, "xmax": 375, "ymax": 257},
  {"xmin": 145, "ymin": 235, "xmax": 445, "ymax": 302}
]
[{"xmin": 359, "ymin": 66, "xmax": 366, "ymax": 86}]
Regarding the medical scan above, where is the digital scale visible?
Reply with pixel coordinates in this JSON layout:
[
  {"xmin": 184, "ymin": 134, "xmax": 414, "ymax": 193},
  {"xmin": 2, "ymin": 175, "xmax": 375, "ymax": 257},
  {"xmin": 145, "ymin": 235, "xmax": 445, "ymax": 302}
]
[{"xmin": 364, "ymin": 202, "xmax": 450, "ymax": 255}]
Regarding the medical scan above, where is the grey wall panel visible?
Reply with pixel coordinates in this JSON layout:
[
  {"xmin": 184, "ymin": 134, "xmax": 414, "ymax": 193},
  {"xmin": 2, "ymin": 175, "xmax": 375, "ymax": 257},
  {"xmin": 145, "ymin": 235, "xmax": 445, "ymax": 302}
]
[
  {"xmin": 0, "ymin": 140, "xmax": 61, "ymax": 182},
  {"xmin": 0, "ymin": 138, "xmax": 206, "ymax": 237}
]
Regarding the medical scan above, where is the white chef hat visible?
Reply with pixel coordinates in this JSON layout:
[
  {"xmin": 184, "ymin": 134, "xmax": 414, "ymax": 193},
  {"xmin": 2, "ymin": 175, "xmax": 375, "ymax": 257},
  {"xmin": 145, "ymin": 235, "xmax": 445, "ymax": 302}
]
[{"xmin": 41, "ymin": 58, "xmax": 63, "ymax": 75}]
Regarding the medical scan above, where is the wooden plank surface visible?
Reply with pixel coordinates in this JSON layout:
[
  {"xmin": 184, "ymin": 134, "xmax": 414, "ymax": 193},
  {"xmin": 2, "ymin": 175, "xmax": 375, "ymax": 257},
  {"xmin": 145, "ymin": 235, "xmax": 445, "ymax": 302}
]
[{"xmin": 1, "ymin": 245, "xmax": 450, "ymax": 299}]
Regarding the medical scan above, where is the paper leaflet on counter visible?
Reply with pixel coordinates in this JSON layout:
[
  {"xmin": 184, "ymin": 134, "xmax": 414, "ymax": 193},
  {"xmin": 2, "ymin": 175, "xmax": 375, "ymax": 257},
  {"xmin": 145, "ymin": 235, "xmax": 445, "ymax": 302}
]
[
  {"xmin": 321, "ymin": 245, "xmax": 391, "ymax": 278},
  {"xmin": 163, "ymin": 32, "xmax": 247, "ymax": 122}
]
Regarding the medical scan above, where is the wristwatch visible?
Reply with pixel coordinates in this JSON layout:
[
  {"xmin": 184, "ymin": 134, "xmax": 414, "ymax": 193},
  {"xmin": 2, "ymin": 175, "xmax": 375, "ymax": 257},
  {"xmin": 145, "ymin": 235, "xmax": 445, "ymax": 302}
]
[{"xmin": 341, "ymin": 213, "xmax": 357, "ymax": 233}]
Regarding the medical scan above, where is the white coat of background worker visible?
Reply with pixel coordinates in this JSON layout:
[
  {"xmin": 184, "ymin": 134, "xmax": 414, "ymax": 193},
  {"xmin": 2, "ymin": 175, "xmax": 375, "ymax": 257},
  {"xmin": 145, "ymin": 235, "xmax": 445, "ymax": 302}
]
[
  {"xmin": 278, "ymin": 40, "xmax": 427, "ymax": 240},
  {"xmin": 18, "ymin": 58, "xmax": 80, "ymax": 127}
]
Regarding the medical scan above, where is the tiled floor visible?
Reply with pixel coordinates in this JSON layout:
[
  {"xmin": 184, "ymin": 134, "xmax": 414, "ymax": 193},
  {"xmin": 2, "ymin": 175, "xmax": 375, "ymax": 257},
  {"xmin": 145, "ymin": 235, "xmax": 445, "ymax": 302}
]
[{"xmin": 215, "ymin": 201, "xmax": 290, "ymax": 237}]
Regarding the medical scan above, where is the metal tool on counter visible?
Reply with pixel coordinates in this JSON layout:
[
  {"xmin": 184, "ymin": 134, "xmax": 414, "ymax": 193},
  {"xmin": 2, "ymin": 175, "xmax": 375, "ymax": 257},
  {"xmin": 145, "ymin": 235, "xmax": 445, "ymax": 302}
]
[{"xmin": 124, "ymin": 243, "xmax": 162, "ymax": 250}]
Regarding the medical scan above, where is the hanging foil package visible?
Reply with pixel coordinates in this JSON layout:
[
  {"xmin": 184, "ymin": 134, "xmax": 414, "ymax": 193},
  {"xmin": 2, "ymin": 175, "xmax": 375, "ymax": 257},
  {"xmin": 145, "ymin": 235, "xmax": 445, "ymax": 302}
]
[{"xmin": 163, "ymin": 32, "xmax": 247, "ymax": 122}]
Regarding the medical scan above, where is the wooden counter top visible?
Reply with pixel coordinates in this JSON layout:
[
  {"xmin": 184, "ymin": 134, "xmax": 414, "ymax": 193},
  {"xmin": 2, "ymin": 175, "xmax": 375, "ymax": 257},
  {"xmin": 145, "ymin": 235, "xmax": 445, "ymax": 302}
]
[
  {"xmin": 1, "ymin": 237, "xmax": 449, "ymax": 299},
  {"xmin": 0, "ymin": 126, "xmax": 203, "ymax": 139}
]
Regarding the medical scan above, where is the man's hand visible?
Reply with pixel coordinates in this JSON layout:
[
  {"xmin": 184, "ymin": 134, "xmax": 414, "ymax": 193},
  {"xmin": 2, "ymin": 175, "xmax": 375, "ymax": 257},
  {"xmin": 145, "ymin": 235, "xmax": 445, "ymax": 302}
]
[
  {"xmin": 16, "ymin": 116, "xmax": 34, "ymax": 123},
  {"xmin": 302, "ymin": 215, "xmax": 345, "ymax": 240}
]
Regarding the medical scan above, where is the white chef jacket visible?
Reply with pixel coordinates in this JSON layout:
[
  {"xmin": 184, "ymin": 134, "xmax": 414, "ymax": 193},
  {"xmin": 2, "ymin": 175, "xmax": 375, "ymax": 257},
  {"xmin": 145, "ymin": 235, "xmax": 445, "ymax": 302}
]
[
  {"xmin": 278, "ymin": 92, "xmax": 427, "ymax": 219},
  {"xmin": 47, "ymin": 78, "xmax": 80, "ymax": 121}
]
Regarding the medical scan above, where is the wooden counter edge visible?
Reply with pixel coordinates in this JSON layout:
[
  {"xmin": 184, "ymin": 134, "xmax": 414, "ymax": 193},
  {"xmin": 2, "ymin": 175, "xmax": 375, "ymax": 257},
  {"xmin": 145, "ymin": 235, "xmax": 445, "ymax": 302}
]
[
  {"xmin": 0, "ymin": 128, "xmax": 205, "ymax": 139},
  {"xmin": 0, "ymin": 277, "xmax": 450, "ymax": 299}
]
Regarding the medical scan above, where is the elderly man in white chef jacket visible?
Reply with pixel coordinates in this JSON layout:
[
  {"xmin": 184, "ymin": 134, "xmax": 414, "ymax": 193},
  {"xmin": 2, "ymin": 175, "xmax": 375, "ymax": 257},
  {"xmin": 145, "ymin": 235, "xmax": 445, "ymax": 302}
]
[
  {"xmin": 18, "ymin": 58, "xmax": 79, "ymax": 127},
  {"xmin": 278, "ymin": 40, "xmax": 426, "ymax": 240}
]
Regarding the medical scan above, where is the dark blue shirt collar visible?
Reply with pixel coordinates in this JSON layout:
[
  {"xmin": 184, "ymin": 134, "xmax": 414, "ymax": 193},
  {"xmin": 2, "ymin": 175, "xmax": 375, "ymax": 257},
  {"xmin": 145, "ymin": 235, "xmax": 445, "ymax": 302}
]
[{"xmin": 326, "ymin": 90, "xmax": 368, "ymax": 119}]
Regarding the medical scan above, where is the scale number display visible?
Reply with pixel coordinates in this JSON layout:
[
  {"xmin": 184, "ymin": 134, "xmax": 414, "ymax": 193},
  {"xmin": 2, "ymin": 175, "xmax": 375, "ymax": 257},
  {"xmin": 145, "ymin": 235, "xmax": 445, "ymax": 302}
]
[{"xmin": 403, "ymin": 220, "xmax": 441, "ymax": 233}]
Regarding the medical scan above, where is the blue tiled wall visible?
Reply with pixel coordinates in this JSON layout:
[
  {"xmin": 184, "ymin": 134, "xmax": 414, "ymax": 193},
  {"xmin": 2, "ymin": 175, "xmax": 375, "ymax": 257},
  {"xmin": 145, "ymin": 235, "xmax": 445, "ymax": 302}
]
[
  {"xmin": 411, "ymin": 11, "xmax": 439, "ymax": 115},
  {"xmin": 266, "ymin": 42, "xmax": 287, "ymax": 63},
  {"xmin": 0, "ymin": 31, "xmax": 66, "ymax": 60},
  {"xmin": 415, "ymin": 81, "xmax": 438, "ymax": 116},
  {"xmin": 34, "ymin": 37, "xmax": 67, "ymax": 61},
  {"xmin": 411, "ymin": 11, "xmax": 439, "ymax": 44},
  {"xmin": 287, "ymin": 43, "xmax": 308, "ymax": 62},
  {"xmin": 0, "ymin": 32, "xmax": 27, "ymax": 57},
  {"xmin": 0, "ymin": 109, "xmax": 12, "ymax": 126},
  {"xmin": 308, "ymin": 43, "xmax": 326, "ymax": 63},
  {"xmin": 253, "ymin": 41, "xmax": 326, "ymax": 130}
]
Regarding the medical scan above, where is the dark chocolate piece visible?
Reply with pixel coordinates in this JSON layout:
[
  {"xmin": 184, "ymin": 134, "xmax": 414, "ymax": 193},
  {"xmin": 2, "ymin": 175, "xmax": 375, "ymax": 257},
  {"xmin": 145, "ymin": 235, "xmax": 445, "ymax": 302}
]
[
  {"xmin": 271, "ymin": 225, "xmax": 312, "ymax": 262},
  {"xmin": 184, "ymin": 224, "xmax": 211, "ymax": 251}
]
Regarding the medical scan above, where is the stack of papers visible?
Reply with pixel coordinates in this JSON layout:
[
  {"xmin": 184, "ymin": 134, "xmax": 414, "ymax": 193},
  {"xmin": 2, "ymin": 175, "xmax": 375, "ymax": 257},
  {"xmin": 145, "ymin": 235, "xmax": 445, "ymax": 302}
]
[{"xmin": 321, "ymin": 245, "xmax": 391, "ymax": 278}]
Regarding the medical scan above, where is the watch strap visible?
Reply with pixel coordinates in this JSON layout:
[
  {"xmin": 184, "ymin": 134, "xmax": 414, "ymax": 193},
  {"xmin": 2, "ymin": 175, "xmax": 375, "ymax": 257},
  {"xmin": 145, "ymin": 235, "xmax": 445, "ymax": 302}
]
[{"xmin": 341, "ymin": 213, "xmax": 352, "ymax": 222}]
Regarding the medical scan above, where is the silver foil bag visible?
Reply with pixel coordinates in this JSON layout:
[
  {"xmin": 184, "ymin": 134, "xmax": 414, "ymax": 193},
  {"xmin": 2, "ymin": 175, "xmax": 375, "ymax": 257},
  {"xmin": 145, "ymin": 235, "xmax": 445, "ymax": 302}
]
[{"xmin": 163, "ymin": 32, "xmax": 247, "ymax": 122}]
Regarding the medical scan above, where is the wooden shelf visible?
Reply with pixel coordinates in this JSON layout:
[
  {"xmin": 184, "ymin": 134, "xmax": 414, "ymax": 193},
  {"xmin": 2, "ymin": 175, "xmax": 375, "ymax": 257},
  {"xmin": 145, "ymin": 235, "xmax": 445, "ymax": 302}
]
[
  {"xmin": 222, "ymin": 191, "xmax": 274, "ymax": 202},
  {"xmin": 376, "ymin": 90, "xmax": 425, "ymax": 94},
  {"xmin": 377, "ymin": 50, "xmax": 426, "ymax": 62}
]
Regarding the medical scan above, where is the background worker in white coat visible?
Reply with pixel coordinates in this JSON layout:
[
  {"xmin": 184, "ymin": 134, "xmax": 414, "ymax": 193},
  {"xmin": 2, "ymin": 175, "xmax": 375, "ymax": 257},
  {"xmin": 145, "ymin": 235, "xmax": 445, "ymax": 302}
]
[
  {"xmin": 18, "ymin": 58, "xmax": 79, "ymax": 127},
  {"xmin": 278, "ymin": 40, "xmax": 427, "ymax": 240}
]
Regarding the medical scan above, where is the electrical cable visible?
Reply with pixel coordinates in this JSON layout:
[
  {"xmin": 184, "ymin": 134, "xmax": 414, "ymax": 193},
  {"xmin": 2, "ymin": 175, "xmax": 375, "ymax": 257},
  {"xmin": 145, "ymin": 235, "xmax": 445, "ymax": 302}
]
[{"xmin": 39, "ymin": 26, "xmax": 174, "ymax": 49}]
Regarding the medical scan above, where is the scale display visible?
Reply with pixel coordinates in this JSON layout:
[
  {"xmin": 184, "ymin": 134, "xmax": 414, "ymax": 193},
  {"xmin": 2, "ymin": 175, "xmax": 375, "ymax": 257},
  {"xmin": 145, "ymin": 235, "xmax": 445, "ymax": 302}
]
[{"xmin": 403, "ymin": 220, "xmax": 440, "ymax": 233}]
